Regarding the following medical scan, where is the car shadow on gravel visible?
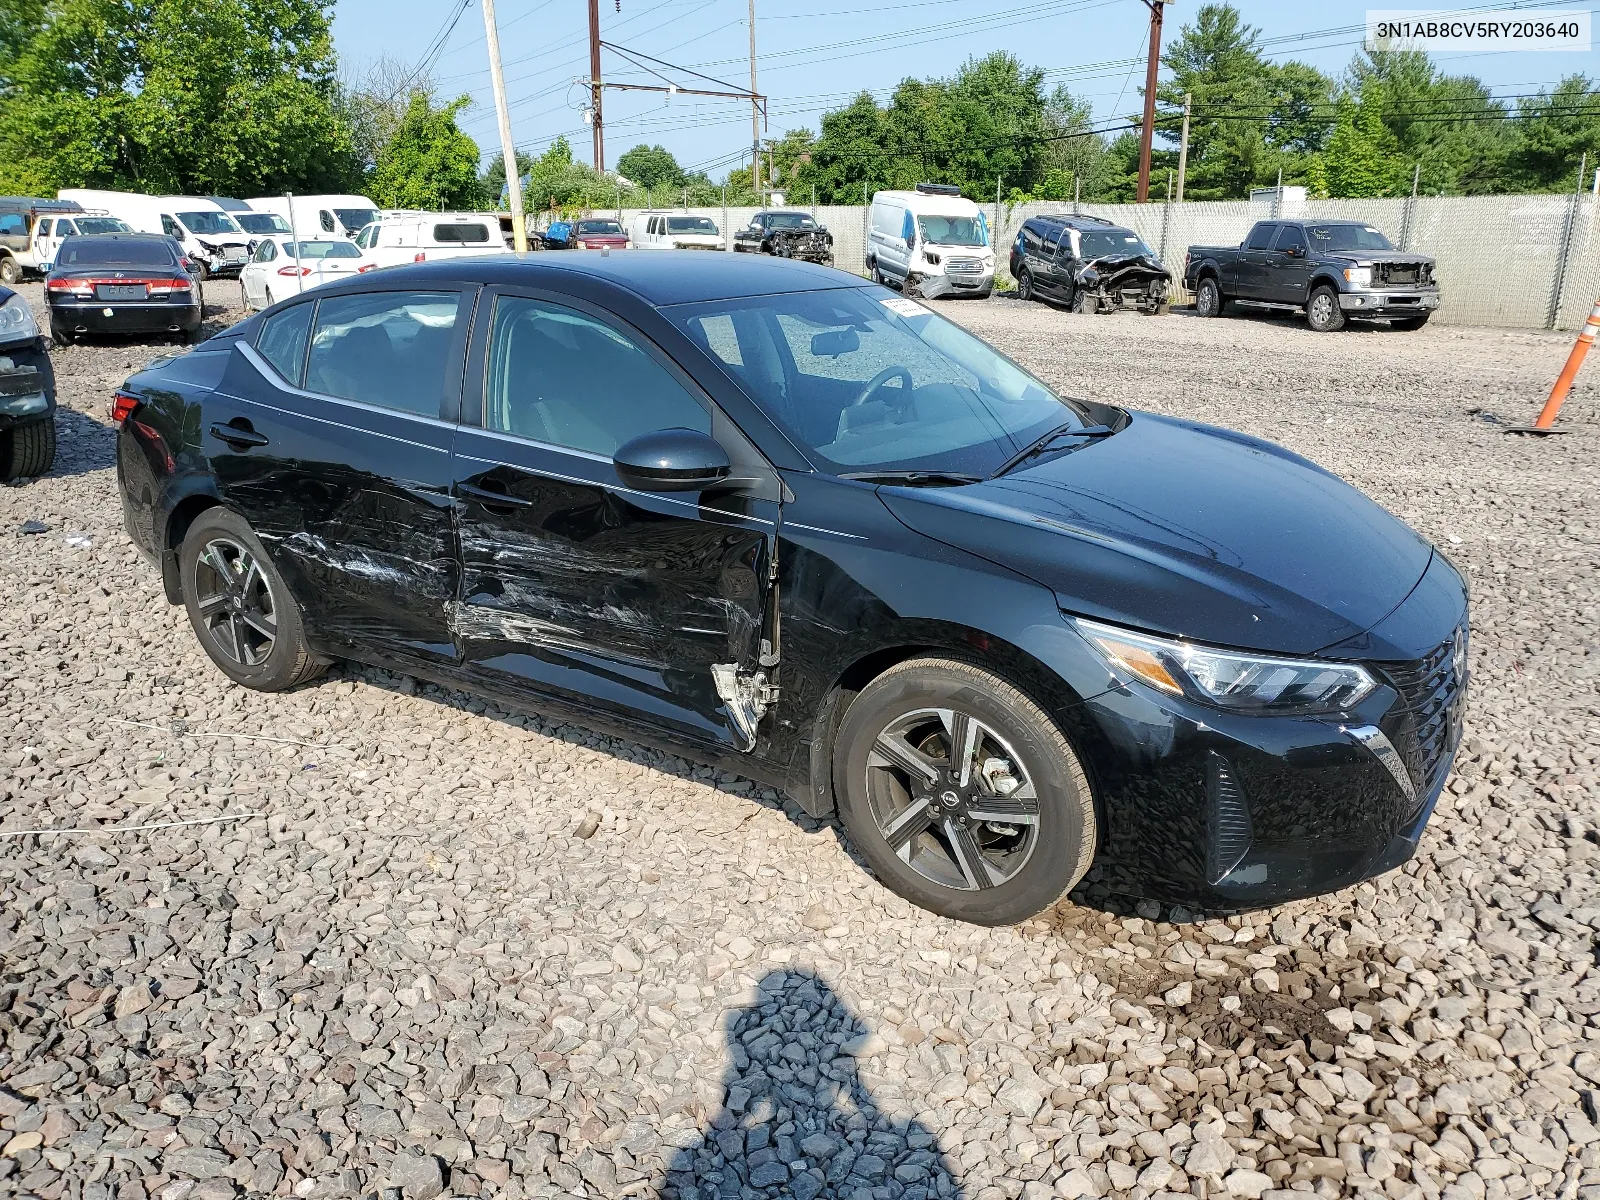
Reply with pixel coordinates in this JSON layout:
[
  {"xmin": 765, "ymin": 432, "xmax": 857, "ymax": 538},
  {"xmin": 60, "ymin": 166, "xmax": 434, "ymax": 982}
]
[
  {"xmin": 651, "ymin": 968, "xmax": 965, "ymax": 1200},
  {"xmin": 3, "ymin": 405, "xmax": 115, "ymax": 485}
]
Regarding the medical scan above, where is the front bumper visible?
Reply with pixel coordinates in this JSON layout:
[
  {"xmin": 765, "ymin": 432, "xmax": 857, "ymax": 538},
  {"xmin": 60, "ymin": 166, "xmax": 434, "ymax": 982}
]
[
  {"xmin": 0, "ymin": 340, "xmax": 56, "ymax": 430},
  {"xmin": 49, "ymin": 301, "xmax": 202, "ymax": 336},
  {"xmin": 1339, "ymin": 288, "xmax": 1440, "ymax": 315},
  {"xmin": 915, "ymin": 269, "xmax": 994, "ymax": 298},
  {"xmin": 1073, "ymin": 556, "xmax": 1468, "ymax": 909}
]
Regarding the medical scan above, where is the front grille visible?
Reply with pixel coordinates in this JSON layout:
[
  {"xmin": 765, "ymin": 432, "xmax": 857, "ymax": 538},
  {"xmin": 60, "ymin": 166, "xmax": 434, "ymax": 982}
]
[
  {"xmin": 1374, "ymin": 261, "xmax": 1426, "ymax": 286},
  {"xmin": 1382, "ymin": 625, "xmax": 1467, "ymax": 801},
  {"xmin": 947, "ymin": 256, "xmax": 984, "ymax": 276}
]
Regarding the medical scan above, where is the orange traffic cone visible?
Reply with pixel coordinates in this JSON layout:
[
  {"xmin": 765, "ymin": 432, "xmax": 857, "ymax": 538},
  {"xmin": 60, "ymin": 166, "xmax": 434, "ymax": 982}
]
[{"xmin": 1510, "ymin": 294, "xmax": 1600, "ymax": 435}]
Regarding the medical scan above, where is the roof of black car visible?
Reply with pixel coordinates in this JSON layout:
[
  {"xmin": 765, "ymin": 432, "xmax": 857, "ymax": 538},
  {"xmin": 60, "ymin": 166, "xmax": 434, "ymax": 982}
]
[
  {"xmin": 1029, "ymin": 214, "xmax": 1118, "ymax": 229},
  {"xmin": 380, "ymin": 252, "xmax": 867, "ymax": 305}
]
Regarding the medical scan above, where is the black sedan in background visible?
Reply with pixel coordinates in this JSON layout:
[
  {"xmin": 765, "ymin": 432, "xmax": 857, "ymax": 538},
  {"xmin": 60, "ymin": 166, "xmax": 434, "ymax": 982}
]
[
  {"xmin": 46, "ymin": 234, "xmax": 203, "ymax": 344},
  {"xmin": 0, "ymin": 281, "xmax": 56, "ymax": 480},
  {"xmin": 111, "ymin": 253, "xmax": 1467, "ymax": 924}
]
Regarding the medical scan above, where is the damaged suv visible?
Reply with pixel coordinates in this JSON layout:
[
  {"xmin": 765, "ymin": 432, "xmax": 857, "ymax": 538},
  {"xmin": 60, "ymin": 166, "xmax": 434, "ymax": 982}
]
[
  {"xmin": 733, "ymin": 211, "xmax": 833, "ymax": 264},
  {"xmin": 0, "ymin": 283, "xmax": 56, "ymax": 481},
  {"xmin": 1011, "ymin": 215, "xmax": 1170, "ymax": 314},
  {"xmin": 113, "ymin": 254, "xmax": 1466, "ymax": 925}
]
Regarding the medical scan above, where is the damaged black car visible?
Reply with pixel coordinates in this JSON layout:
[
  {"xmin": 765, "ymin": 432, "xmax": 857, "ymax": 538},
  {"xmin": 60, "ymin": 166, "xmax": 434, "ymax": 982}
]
[
  {"xmin": 733, "ymin": 211, "xmax": 834, "ymax": 264},
  {"xmin": 0, "ymin": 282, "xmax": 57, "ymax": 481},
  {"xmin": 1011, "ymin": 215, "xmax": 1170, "ymax": 315},
  {"xmin": 113, "ymin": 254, "xmax": 1466, "ymax": 926}
]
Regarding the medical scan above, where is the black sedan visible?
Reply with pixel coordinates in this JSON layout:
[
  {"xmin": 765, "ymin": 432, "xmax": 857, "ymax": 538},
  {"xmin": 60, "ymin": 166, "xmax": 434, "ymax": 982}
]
[
  {"xmin": 46, "ymin": 233, "xmax": 202, "ymax": 344},
  {"xmin": 111, "ymin": 253, "xmax": 1466, "ymax": 924}
]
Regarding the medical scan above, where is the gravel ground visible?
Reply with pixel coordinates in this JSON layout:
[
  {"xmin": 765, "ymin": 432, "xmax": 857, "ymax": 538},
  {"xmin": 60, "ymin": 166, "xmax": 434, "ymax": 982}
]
[{"xmin": 1, "ymin": 280, "xmax": 1597, "ymax": 1200}]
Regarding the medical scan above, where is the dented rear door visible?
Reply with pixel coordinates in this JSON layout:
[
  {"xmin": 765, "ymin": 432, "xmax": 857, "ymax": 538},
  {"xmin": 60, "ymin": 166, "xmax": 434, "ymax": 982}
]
[{"xmin": 451, "ymin": 288, "xmax": 779, "ymax": 749}]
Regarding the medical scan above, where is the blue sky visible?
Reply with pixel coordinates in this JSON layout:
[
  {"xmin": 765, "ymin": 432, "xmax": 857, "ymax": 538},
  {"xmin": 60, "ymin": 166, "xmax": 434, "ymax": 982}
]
[{"xmin": 328, "ymin": 0, "xmax": 1600, "ymax": 177}]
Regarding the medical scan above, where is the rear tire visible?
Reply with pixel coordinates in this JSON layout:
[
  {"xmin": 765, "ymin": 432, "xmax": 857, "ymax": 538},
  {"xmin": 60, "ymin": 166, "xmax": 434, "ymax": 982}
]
[
  {"xmin": 180, "ymin": 507, "xmax": 328, "ymax": 692},
  {"xmin": 1390, "ymin": 313, "xmax": 1430, "ymax": 331},
  {"xmin": 1307, "ymin": 284, "xmax": 1345, "ymax": 332},
  {"xmin": 832, "ymin": 656, "xmax": 1097, "ymax": 925},
  {"xmin": 1194, "ymin": 276, "xmax": 1226, "ymax": 317},
  {"xmin": 0, "ymin": 417, "xmax": 56, "ymax": 482},
  {"xmin": 0, "ymin": 256, "xmax": 20, "ymax": 285},
  {"xmin": 1016, "ymin": 268, "xmax": 1035, "ymax": 302}
]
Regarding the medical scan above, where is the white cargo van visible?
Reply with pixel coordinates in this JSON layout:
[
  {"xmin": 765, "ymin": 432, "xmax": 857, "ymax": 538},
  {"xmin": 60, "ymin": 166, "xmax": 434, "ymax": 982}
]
[
  {"xmin": 244, "ymin": 195, "xmax": 380, "ymax": 240},
  {"xmin": 351, "ymin": 212, "xmax": 504, "ymax": 270},
  {"xmin": 867, "ymin": 183, "xmax": 994, "ymax": 299},
  {"xmin": 57, "ymin": 190, "xmax": 251, "ymax": 278},
  {"xmin": 30, "ymin": 211, "xmax": 132, "ymax": 272},
  {"xmin": 629, "ymin": 211, "xmax": 723, "ymax": 251}
]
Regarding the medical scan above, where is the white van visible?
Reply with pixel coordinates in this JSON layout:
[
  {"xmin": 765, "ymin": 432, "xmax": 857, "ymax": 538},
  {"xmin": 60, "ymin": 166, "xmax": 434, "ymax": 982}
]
[
  {"xmin": 30, "ymin": 211, "xmax": 133, "ymax": 272},
  {"xmin": 58, "ymin": 190, "xmax": 251, "ymax": 278},
  {"xmin": 243, "ymin": 195, "xmax": 380, "ymax": 240},
  {"xmin": 629, "ymin": 211, "xmax": 723, "ymax": 251},
  {"xmin": 350, "ymin": 212, "xmax": 505, "ymax": 269},
  {"xmin": 867, "ymin": 184, "xmax": 995, "ymax": 299}
]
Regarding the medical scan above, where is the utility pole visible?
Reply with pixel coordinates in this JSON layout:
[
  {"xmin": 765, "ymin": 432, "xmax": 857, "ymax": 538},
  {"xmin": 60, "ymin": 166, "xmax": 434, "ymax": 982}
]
[
  {"xmin": 1175, "ymin": 91, "xmax": 1191, "ymax": 203},
  {"xmin": 483, "ymin": 0, "xmax": 527, "ymax": 251},
  {"xmin": 588, "ymin": 0, "xmax": 605, "ymax": 172},
  {"xmin": 1136, "ymin": 0, "xmax": 1166, "ymax": 203},
  {"xmin": 748, "ymin": 0, "xmax": 761, "ymax": 194}
]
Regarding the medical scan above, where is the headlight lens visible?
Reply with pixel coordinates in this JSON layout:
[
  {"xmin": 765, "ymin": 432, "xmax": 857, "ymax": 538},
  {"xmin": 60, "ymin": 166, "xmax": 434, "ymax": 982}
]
[
  {"xmin": 1343, "ymin": 266, "xmax": 1371, "ymax": 286},
  {"xmin": 0, "ymin": 293, "xmax": 40, "ymax": 344},
  {"xmin": 1076, "ymin": 617, "xmax": 1378, "ymax": 714}
]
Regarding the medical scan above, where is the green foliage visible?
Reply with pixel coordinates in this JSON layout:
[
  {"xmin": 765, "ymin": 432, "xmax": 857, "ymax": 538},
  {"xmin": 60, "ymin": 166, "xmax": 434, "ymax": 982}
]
[
  {"xmin": 1508, "ymin": 76, "xmax": 1600, "ymax": 192},
  {"xmin": 616, "ymin": 143, "xmax": 684, "ymax": 190},
  {"xmin": 0, "ymin": 0, "xmax": 359, "ymax": 194},
  {"xmin": 369, "ymin": 92, "xmax": 483, "ymax": 209},
  {"xmin": 480, "ymin": 149, "xmax": 536, "ymax": 207},
  {"xmin": 1325, "ymin": 87, "xmax": 1405, "ymax": 198}
]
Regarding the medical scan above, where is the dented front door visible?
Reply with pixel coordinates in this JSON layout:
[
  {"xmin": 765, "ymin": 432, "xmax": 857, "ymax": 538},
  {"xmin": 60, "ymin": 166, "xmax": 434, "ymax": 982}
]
[{"xmin": 451, "ymin": 290, "xmax": 777, "ymax": 749}]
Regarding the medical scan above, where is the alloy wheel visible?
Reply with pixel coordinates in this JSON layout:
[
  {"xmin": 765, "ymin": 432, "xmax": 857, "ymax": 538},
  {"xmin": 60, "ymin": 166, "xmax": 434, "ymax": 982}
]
[
  {"xmin": 864, "ymin": 707, "xmax": 1040, "ymax": 891},
  {"xmin": 193, "ymin": 537, "xmax": 277, "ymax": 666},
  {"xmin": 1310, "ymin": 292, "xmax": 1334, "ymax": 324}
]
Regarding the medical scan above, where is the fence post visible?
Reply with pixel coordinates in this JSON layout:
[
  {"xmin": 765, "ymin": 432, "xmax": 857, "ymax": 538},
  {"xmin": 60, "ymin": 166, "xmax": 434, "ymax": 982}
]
[
  {"xmin": 1549, "ymin": 152, "xmax": 1588, "ymax": 330},
  {"xmin": 722, "ymin": 185, "xmax": 729, "ymax": 250},
  {"xmin": 1400, "ymin": 164, "xmax": 1419, "ymax": 251},
  {"xmin": 1273, "ymin": 168, "xmax": 1283, "ymax": 218},
  {"xmin": 1073, "ymin": 174, "xmax": 1080, "ymax": 215},
  {"xmin": 994, "ymin": 177, "xmax": 1002, "ymax": 263},
  {"xmin": 1159, "ymin": 171, "xmax": 1172, "ymax": 264},
  {"xmin": 863, "ymin": 182, "xmax": 870, "ymax": 276}
]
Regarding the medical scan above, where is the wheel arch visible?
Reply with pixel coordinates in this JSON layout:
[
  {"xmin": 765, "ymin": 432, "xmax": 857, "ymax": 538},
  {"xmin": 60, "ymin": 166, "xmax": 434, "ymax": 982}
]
[
  {"xmin": 1308, "ymin": 271, "xmax": 1345, "ymax": 297},
  {"xmin": 160, "ymin": 491, "xmax": 224, "ymax": 603}
]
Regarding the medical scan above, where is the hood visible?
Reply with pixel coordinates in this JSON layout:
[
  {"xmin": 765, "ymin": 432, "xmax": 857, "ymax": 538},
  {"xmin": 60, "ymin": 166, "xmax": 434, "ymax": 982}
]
[
  {"xmin": 1081, "ymin": 252, "xmax": 1169, "ymax": 284},
  {"xmin": 878, "ymin": 412, "xmax": 1434, "ymax": 656},
  {"xmin": 1322, "ymin": 248, "xmax": 1434, "ymax": 266}
]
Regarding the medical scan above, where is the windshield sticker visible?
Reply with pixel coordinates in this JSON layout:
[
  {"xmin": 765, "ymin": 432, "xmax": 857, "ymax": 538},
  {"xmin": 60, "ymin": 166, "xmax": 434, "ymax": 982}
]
[{"xmin": 880, "ymin": 296, "xmax": 929, "ymax": 319}]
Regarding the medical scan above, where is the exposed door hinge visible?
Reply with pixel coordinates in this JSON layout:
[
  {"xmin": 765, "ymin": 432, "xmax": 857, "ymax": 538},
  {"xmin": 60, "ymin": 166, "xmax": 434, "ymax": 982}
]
[{"xmin": 712, "ymin": 664, "xmax": 779, "ymax": 753}]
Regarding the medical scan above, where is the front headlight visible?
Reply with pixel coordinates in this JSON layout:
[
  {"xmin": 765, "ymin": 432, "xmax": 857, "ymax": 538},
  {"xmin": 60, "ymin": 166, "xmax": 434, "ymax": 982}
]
[
  {"xmin": 0, "ymin": 294, "xmax": 40, "ymax": 345},
  {"xmin": 1343, "ymin": 266, "xmax": 1371, "ymax": 286},
  {"xmin": 1076, "ymin": 618, "xmax": 1378, "ymax": 714}
]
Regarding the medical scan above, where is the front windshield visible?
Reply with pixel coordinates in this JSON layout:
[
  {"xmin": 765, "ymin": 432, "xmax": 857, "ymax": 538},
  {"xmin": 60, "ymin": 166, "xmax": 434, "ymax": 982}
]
[
  {"xmin": 671, "ymin": 288, "xmax": 1089, "ymax": 476},
  {"xmin": 577, "ymin": 220, "xmax": 623, "ymax": 235},
  {"xmin": 237, "ymin": 213, "xmax": 291, "ymax": 234},
  {"xmin": 177, "ymin": 211, "xmax": 242, "ymax": 236},
  {"xmin": 918, "ymin": 215, "xmax": 987, "ymax": 247},
  {"xmin": 1079, "ymin": 229, "xmax": 1153, "ymax": 259},
  {"xmin": 667, "ymin": 216, "xmax": 717, "ymax": 234},
  {"xmin": 334, "ymin": 208, "xmax": 378, "ymax": 232},
  {"xmin": 75, "ymin": 218, "xmax": 130, "ymax": 235},
  {"xmin": 287, "ymin": 241, "xmax": 361, "ymax": 260},
  {"xmin": 1306, "ymin": 224, "xmax": 1395, "ymax": 252},
  {"xmin": 766, "ymin": 213, "xmax": 817, "ymax": 230}
]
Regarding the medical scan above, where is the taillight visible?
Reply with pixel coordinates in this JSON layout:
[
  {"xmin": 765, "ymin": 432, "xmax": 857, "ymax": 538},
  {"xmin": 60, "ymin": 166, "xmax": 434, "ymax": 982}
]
[
  {"xmin": 276, "ymin": 266, "xmax": 312, "ymax": 277},
  {"xmin": 358, "ymin": 263, "xmax": 377, "ymax": 273},
  {"xmin": 413, "ymin": 252, "xmax": 426, "ymax": 262},
  {"xmin": 147, "ymin": 277, "xmax": 190, "ymax": 295},
  {"xmin": 47, "ymin": 277, "xmax": 93, "ymax": 297},
  {"xmin": 110, "ymin": 391, "xmax": 140, "ymax": 424}
]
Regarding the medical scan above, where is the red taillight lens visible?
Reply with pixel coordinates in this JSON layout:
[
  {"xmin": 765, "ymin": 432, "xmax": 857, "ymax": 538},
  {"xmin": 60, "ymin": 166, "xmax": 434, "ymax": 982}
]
[
  {"xmin": 47, "ymin": 277, "xmax": 93, "ymax": 297},
  {"xmin": 413, "ymin": 252, "xmax": 426, "ymax": 262},
  {"xmin": 147, "ymin": 277, "xmax": 190, "ymax": 295},
  {"xmin": 110, "ymin": 391, "xmax": 140, "ymax": 424},
  {"xmin": 276, "ymin": 266, "xmax": 312, "ymax": 277},
  {"xmin": 358, "ymin": 263, "xmax": 377, "ymax": 273}
]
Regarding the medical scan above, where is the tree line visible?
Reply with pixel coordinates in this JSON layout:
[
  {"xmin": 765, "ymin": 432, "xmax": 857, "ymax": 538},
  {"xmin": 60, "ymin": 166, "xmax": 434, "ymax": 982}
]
[{"xmin": 2, "ymin": 0, "xmax": 1595, "ymax": 210}]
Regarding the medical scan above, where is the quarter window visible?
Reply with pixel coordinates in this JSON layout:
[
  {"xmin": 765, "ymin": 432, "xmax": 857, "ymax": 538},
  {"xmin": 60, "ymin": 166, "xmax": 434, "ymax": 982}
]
[
  {"xmin": 1, "ymin": 213, "xmax": 27, "ymax": 236},
  {"xmin": 304, "ymin": 291, "xmax": 461, "ymax": 418},
  {"xmin": 484, "ymin": 296, "xmax": 708, "ymax": 457},
  {"xmin": 255, "ymin": 304, "xmax": 314, "ymax": 385},
  {"xmin": 319, "ymin": 210, "xmax": 335, "ymax": 233}
]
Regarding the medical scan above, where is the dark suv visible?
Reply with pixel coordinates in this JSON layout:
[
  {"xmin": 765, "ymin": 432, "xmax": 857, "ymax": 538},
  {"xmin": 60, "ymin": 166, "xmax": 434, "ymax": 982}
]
[{"xmin": 1010, "ymin": 215, "xmax": 1170, "ymax": 314}]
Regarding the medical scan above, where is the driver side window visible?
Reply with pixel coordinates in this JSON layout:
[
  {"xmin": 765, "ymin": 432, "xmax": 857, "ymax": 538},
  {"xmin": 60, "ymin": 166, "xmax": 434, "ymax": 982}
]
[
  {"xmin": 483, "ymin": 296, "xmax": 709, "ymax": 458},
  {"xmin": 1274, "ymin": 226, "xmax": 1306, "ymax": 255}
]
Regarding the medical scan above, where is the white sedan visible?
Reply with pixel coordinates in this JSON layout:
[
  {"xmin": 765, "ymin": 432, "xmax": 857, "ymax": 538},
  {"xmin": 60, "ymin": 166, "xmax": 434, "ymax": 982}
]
[{"xmin": 240, "ymin": 236, "xmax": 374, "ymax": 312}]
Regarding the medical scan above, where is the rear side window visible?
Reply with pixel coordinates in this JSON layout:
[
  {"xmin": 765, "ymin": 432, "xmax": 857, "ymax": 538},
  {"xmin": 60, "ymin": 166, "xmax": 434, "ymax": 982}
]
[
  {"xmin": 255, "ymin": 304, "xmax": 313, "ymax": 385},
  {"xmin": 433, "ymin": 223, "xmax": 489, "ymax": 243},
  {"xmin": 1246, "ymin": 223, "xmax": 1277, "ymax": 250},
  {"xmin": 0, "ymin": 214, "xmax": 25, "ymax": 236},
  {"xmin": 305, "ymin": 291, "xmax": 461, "ymax": 418}
]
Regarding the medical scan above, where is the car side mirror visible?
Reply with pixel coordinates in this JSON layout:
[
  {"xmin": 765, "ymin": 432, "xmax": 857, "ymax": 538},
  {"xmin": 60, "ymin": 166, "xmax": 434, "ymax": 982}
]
[
  {"xmin": 1284, "ymin": 245, "xmax": 1304, "ymax": 258},
  {"xmin": 811, "ymin": 328, "xmax": 859, "ymax": 357},
  {"xmin": 613, "ymin": 428, "xmax": 731, "ymax": 492}
]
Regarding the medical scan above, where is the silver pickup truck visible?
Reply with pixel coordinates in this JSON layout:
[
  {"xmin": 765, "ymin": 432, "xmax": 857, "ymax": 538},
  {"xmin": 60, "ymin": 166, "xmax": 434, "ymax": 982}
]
[{"xmin": 1184, "ymin": 219, "xmax": 1440, "ymax": 332}]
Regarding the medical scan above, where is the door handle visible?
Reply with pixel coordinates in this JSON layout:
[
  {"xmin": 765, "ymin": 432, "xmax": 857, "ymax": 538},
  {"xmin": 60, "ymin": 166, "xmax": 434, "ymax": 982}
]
[
  {"xmin": 459, "ymin": 481, "xmax": 533, "ymax": 509},
  {"xmin": 209, "ymin": 421, "xmax": 269, "ymax": 449}
]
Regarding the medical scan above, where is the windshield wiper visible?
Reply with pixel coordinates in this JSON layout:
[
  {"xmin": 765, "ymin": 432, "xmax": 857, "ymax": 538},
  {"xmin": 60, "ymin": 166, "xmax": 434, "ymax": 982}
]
[
  {"xmin": 840, "ymin": 470, "xmax": 983, "ymax": 487},
  {"xmin": 989, "ymin": 423, "xmax": 1115, "ymax": 479}
]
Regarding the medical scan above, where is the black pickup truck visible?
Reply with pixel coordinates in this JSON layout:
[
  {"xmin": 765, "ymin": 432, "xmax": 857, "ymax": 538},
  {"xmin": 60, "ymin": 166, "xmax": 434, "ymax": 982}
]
[{"xmin": 1184, "ymin": 219, "xmax": 1439, "ymax": 332}]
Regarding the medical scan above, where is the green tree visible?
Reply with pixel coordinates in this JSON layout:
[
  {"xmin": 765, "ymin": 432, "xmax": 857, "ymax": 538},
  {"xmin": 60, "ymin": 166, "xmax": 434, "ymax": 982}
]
[
  {"xmin": 1325, "ymin": 86, "xmax": 1405, "ymax": 197},
  {"xmin": 369, "ymin": 92, "xmax": 483, "ymax": 209},
  {"xmin": 1507, "ymin": 76, "xmax": 1600, "ymax": 192},
  {"xmin": 0, "ymin": 0, "xmax": 359, "ymax": 194},
  {"xmin": 480, "ymin": 148, "xmax": 536, "ymax": 207},
  {"xmin": 616, "ymin": 143, "xmax": 684, "ymax": 190}
]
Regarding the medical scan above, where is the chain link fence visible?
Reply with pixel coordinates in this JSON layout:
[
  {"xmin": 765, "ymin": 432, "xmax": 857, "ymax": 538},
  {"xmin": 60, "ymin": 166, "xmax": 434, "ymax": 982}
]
[{"xmin": 558, "ymin": 190, "xmax": 1600, "ymax": 331}]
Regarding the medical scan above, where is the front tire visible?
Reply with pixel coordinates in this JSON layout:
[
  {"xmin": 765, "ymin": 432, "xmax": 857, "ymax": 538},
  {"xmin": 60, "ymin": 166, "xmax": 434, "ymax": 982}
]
[
  {"xmin": 0, "ymin": 417, "xmax": 56, "ymax": 482},
  {"xmin": 1307, "ymin": 285, "xmax": 1345, "ymax": 332},
  {"xmin": 0, "ymin": 256, "xmax": 20, "ymax": 285},
  {"xmin": 1194, "ymin": 276, "xmax": 1226, "ymax": 317},
  {"xmin": 180, "ymin": 507, "xmax": 327, "ymax": 692},
  {"xmin": 833, "ymin": 657, "xmax": 1097, "ymax": 925},
  {"xmin": 1016, "ymin": 268, "xmax": 1035, "ymax": 302}
]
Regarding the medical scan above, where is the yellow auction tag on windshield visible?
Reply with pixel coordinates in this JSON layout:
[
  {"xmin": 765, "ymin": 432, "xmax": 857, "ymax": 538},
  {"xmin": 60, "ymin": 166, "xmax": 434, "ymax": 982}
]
[{"xmin": 880, "ymin": 296, "xmax": 929, "ymax": 319}]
